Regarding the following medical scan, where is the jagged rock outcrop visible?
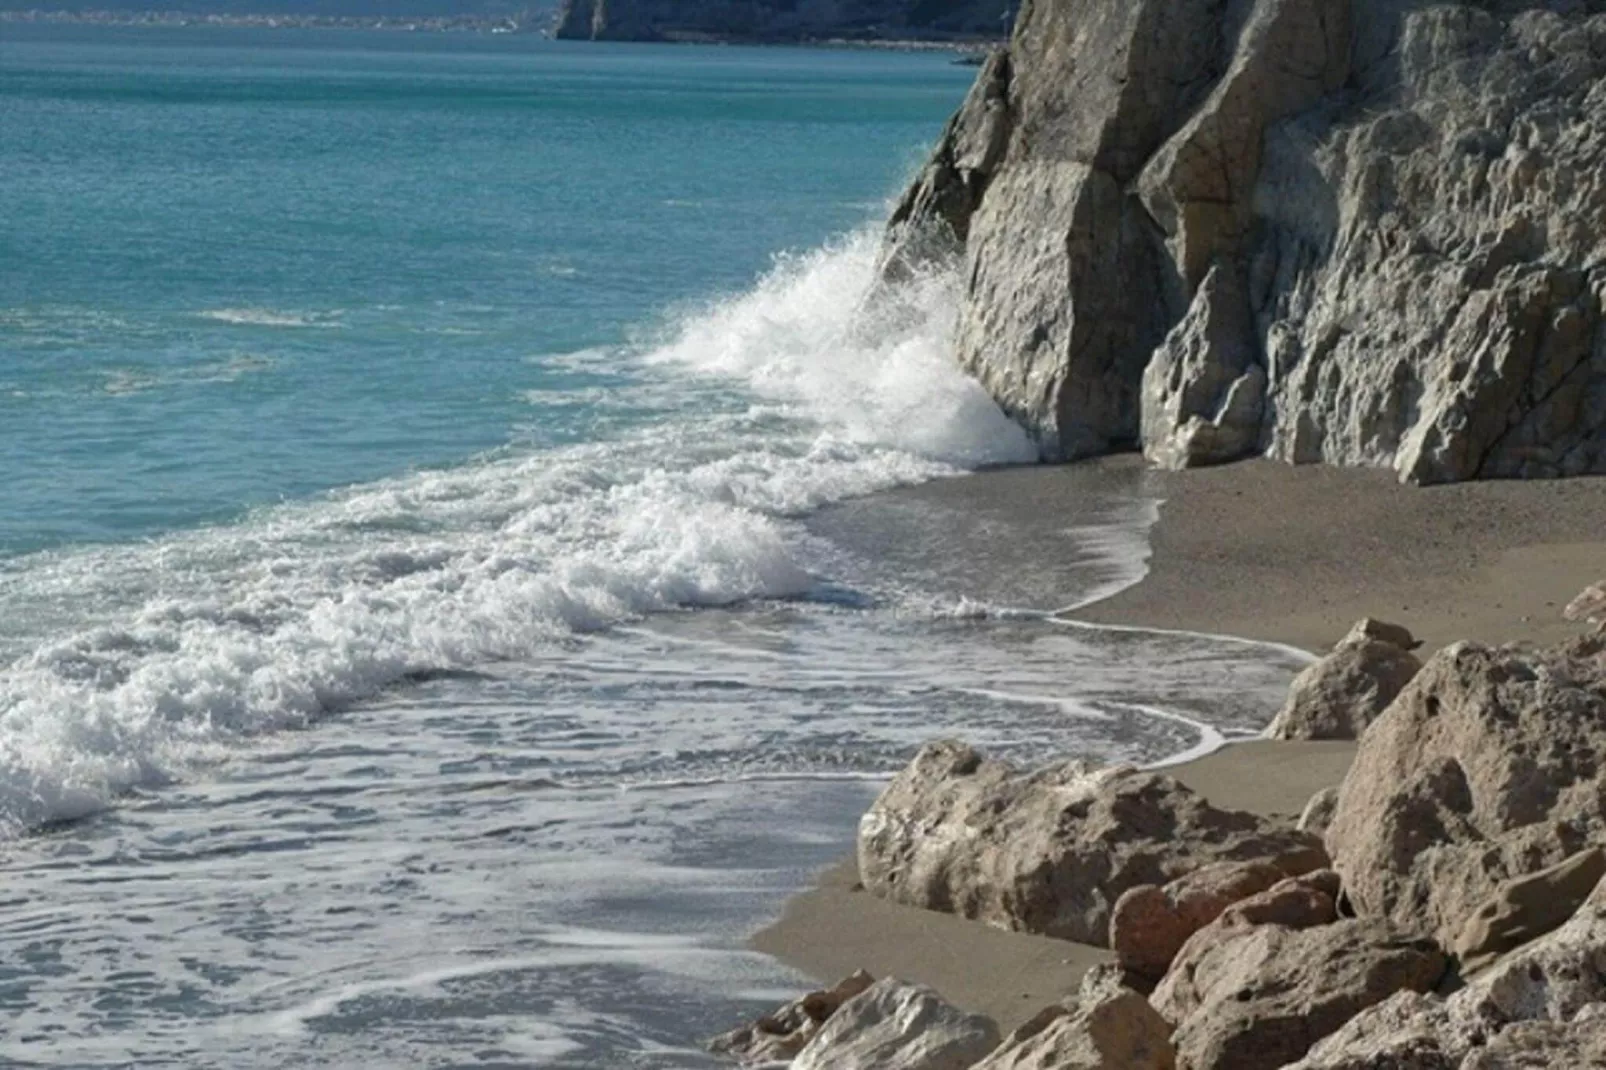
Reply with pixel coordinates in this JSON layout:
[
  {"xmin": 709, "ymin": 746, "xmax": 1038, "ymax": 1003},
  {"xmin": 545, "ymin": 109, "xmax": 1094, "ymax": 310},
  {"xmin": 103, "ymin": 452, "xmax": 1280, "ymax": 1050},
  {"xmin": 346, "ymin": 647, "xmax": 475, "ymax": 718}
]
[
  {"xmin": 1323, "ymin": 634, "xmax": 1606, "ymax": 951},
  {"xmin": 883, "ymin": 49, "xmax": 1012, "ymax": 278},
  {"xmin": 1287, "ymin": 874, "xmax": 1606, "ymax": 1068},
  {"xmin": 887, "ymin": 0, "xmax": 1606, "ymax": 482},
  {"xmin": 553, "ymin": 0, "xmax": 1005, "ymax": 43},
  {"xmin": 1141, "ymin": 261, "xmax": 1268, "ymax": 468},
  {"xmin": 789, "ymin": 977, "xmax": 1001, "ymax": 1070},
  {"xmin": 707, "ymin": 969, "xmax": 875, "ymax": 1063},
  {"xmin": 1266, "ymin": 618, "xmax": 1423, "ymax": 740},
  {"xmin": 1150, "ymin": 872, "xmax": 1446, "ymax": 1070},
  {"xmin": 972, "ymin": 986, "xmax": 1177, "ymax": 1070},
  {"xmin": 857, "ymin": 740, "xmax": 1327, "ymax": 945}
]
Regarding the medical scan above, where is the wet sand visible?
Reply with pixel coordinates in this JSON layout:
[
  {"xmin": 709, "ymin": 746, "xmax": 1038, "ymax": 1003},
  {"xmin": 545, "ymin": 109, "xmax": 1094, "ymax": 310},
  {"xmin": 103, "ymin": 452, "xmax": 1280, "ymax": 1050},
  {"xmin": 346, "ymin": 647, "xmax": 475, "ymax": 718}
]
[{"xmin": 752, "ymin": 456, "xmax": 1606, "ymax": 1031}]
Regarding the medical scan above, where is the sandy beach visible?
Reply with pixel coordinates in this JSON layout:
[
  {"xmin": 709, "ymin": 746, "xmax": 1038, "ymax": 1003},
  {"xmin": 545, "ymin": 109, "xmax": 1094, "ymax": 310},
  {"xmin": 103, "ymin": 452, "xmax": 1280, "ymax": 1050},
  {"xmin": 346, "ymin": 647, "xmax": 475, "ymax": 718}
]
[{"xmin": 755, "ymin": 457, "xmax": 1606, "ymax": 1031}]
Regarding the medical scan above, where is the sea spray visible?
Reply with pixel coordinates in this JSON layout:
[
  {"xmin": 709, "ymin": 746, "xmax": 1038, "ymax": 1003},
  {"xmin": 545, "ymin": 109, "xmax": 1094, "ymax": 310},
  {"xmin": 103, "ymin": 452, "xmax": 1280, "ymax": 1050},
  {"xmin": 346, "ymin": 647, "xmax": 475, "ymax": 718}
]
[
  {"xmin": 650, "ymin": 230, "xmax": 1036, "ymax": 468},
  {"xmin": 0, "ymin": 233, "xmax": 1028, "ymax": 838}
]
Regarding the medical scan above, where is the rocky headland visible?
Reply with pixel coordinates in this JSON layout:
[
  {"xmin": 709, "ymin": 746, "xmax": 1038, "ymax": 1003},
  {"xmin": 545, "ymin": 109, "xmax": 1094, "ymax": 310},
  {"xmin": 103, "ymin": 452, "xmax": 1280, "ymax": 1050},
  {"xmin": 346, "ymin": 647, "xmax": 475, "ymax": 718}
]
[
  {"xmin": 552, "ymin": 0, "xmax": 1009, "ymax": 44},
  {"xmin": 886, "ymin": 0, "xmax": 1606, "ymax": 483}
]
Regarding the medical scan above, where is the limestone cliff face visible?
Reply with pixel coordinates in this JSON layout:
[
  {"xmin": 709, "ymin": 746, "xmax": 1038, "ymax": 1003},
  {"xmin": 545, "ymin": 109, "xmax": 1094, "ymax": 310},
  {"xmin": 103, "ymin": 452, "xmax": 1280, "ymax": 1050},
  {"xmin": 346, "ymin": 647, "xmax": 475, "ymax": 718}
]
[
  {"xmin": 890, "ymin": 0, "xmax": 1606, "ymax": 482},
  {"xmin": 552, "ymin": 0, "xmax": 1008, "ymax": 42}
]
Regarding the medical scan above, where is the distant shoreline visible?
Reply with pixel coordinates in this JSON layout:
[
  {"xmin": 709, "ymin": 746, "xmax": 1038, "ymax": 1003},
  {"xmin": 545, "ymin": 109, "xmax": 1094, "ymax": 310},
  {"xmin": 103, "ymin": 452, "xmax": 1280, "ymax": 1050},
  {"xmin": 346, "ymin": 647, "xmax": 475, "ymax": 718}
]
[
  {"xmin": 1, "ymin": 8, "xmax": 1003, "ymax": 52},
  {"xmin": 0, "ymin": 8, "xmax": 537, "ymax": 33}
]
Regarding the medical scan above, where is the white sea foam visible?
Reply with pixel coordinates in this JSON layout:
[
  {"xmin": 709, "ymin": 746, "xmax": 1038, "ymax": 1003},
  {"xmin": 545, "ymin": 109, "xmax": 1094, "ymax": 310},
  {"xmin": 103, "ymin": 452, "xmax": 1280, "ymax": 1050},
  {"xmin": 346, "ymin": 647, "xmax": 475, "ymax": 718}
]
[
  {"xmin": 650, "ymin": 230, "xmax": 1037, "ymax": 468},
  {"xmin": 197, "ymin": 307, "xmax": 343, "ymax": 328},
  {"xmin": 0, "ymin": 231, "xmax": 1034, "ymax": 837}
]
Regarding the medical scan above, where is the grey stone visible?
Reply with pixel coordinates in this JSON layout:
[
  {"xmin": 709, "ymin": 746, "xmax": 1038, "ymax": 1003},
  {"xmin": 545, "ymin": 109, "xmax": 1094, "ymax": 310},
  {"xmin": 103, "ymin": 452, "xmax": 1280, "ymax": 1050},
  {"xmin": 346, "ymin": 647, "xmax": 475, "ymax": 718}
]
[
  {"xmin": 857, "ymin": 740, "xmax": 1328, "ymax": 945},
  {"xmin": 1267, "ymin": 621, "xmax": 1423, "ymax": 740},
  {"xmin": 1151, "ymin": 871, "xmax": 1444, "ymax": 1070},
  {"xmin": 708, "ymin": 969, "xmax": 875, "ymax": 1064},
  {"xmin": 1323, "ymin": 635, "xmax": 1606, "ymax": 950},
  {"xmin": 1288, "ymin": 876, "xmax": 1606, "ymax": 1068},
  {"xmin": 1141, "ymin": 260, "xmax": 1267, "ymax": 469},
  {"xmin": 885, "ymin": 0, "xmax": 1606, "ymax": 483},
  {"xmin": 791, "ymin": 977, "xmax": 1001, "ymax": 1070},
  {"xmin": 1300, "ymin": 787, "xmax": 1341, "ymax": 836},
  {"xmin": 972, "ymin": 987, "xmax": 1176, "ymax": 1070}
]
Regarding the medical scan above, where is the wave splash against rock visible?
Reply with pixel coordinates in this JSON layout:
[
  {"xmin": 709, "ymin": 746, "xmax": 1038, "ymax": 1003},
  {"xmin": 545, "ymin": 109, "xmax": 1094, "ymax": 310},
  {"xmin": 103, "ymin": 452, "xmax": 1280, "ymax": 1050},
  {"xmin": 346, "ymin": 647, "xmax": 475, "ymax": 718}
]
[{"xmin": 888, "ymin": 0, "xmax": 1606, "ymax": 483}]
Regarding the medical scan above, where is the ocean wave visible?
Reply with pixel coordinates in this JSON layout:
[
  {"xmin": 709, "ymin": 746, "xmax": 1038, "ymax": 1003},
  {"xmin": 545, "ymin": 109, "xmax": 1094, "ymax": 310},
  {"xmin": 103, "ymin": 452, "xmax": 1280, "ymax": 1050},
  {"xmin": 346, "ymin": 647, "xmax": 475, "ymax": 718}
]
[
  {"xmin": 651, "ymin": 230, "xmax": 1037, "ymax": 469},
  {"xmin": 0, "ymin": 230, "xmax": 1029, "ymax": 837},
  {"xmin": 196, "ymin": 307, "xmax": 344, "ymax": 329}
]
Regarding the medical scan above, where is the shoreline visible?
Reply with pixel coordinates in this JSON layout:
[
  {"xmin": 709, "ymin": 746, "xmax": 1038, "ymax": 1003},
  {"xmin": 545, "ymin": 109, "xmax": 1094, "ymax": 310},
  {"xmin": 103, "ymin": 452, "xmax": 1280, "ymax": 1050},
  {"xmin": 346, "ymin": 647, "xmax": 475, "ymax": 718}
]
[
  {"xmin": 750, "ymin": 456, "xmax": 1606, "ymax": 1031},
  {"xmin": 0, "ymin": 11, "xmax": 1004, "ymax": 52}
]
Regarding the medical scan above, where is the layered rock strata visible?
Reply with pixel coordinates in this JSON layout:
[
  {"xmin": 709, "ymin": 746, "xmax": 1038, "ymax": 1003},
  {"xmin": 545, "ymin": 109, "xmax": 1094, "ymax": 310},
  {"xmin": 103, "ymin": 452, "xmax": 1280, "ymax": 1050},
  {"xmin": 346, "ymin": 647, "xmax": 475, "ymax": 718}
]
[{"xmin": 887, "ymin": 0, "xmax": 1606, "ymax": 482}]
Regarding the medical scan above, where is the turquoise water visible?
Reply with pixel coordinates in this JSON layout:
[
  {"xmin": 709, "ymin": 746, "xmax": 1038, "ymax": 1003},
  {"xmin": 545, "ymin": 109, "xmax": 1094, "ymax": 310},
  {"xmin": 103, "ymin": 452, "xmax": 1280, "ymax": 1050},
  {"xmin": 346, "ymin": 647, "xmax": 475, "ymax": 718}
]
[
  {"xmin": 2, "ymin": 27, "xmax": 970, "ymax": 552},
  {"xmin": 0, "ymin": 27, "xmax": 1309, "ymax": 1068}
]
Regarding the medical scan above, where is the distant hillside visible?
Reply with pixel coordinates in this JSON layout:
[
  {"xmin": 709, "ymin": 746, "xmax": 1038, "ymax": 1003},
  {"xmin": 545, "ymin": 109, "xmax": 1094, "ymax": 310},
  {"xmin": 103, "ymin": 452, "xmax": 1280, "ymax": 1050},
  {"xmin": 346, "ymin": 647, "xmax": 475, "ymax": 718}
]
[{"xmin": 553, "ymin": 0, "xmax": 1011, "ymax": 42}]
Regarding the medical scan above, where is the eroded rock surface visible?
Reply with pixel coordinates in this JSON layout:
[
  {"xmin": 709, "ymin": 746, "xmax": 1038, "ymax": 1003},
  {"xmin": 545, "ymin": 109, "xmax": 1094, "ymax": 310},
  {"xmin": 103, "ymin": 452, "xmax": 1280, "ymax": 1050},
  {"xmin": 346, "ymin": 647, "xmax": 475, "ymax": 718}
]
[
  {"xmin": 857, "ymin": 741, "xmax": 1327, "ymax": 944},
  {"xmin": 1453, "ymin": 846, "xmax": 1606, "ymax": 974},
  {"xmin": 1150, "ymin": 873, "xmax": 1445, "ymax": 1070},
  {"xmin": 887, "ymin": 0, "xmax": 1606, "ymax": 482},
  {"xmin": 1323, "ymin": 635, "xmax": 1606, "ymax": 949},
  {"xmin": 1289, "ymin": 877, "xmax": 1606, "ymax": 1068}
]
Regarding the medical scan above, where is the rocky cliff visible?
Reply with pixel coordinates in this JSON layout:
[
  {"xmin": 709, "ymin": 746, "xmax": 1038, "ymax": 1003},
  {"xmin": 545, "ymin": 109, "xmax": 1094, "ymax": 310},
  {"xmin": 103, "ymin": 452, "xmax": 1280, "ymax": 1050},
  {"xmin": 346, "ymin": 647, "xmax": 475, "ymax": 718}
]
[
  {"xmin": 553, "ymin": 0, "xmax": 1010, "ymax": 42},
  {"xmin": 888, "ymin": 0, "xmax": 1606, "ymax": 482}
]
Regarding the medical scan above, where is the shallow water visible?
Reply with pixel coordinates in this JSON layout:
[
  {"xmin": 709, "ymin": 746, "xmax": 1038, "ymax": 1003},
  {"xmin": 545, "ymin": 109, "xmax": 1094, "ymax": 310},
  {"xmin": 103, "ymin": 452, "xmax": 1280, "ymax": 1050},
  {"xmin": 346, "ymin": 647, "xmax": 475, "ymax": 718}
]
[{"xmin": 1, "ymin": 27, "xmax": 1310, "ymax": 1067}]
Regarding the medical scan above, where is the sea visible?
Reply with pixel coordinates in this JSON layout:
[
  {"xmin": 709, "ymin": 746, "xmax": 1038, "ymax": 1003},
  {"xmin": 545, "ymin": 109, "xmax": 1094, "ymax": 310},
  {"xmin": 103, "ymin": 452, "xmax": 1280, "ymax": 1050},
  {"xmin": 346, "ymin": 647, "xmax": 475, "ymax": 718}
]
[{"xmin": 0, "ymin": 26, "xmax": 1312, "ymax": 1069}]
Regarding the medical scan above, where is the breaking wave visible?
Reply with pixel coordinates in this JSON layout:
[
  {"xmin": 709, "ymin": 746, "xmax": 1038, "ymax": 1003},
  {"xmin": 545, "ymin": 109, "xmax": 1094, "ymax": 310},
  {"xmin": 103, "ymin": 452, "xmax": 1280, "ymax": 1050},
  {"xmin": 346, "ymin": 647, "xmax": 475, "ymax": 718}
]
[{"xmin": 0, "ymin": 229, "xmax": 1032, "ymax": 837}]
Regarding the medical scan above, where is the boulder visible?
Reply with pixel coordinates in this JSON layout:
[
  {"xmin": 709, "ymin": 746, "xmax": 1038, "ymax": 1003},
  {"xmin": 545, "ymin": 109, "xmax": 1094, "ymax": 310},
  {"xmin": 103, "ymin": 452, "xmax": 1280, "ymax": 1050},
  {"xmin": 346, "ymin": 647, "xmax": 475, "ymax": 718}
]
[
  {"xmin": 1151, "ymin": 871, "xmax": 1345, "ymax": 1024},
  {"xmin": 1288, "ymin": 874, "xmax": 1606, "ymax": 1068},
  {"xmin": 791, "ymin": 977, "xmax": 1001, "ymax": 1070},
  {"xmin": 1565, "ymin": 580, "xmax": 1606, "ymax": 631},
  {"xmin": 1110, "ymin": 860, "xmax": 1287, "ymax": 982},
  {"xmin": 1323, "ymin": 636, "xmax": 1606, "ymax": 949},
  {"xmin": 707, "ymin": 969, "xmax": 874, "ymax": 1064},
  {"xmin": 1461, "ymin": 1014, "xmax": 1606, "ymax": 1068},
  {"xmin": 1267, "ymin": 620, "xmax": 1423, "ymax": 741},
  {"xmin": 972, "ymin": 988, "xmax": 1176, "ymax": 1070},
  {"xmin": 1281, "ymin": 991, "xmax": 1458, "ymax": 1070},
  {"xmin": 1152, "ymin": 907, "xmax": 1446, "ymax": 1070},
  {"xmin": 857, "ymin": 741, "xmax": 1327, "ymax": 944},
  {"xmin": 1345, "ymin": 619, "xmax": 1424, "ymax": 652},
  {"xmin": 1299, "ymin": 787, "xmax": 1341, "ymax": 837}
]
